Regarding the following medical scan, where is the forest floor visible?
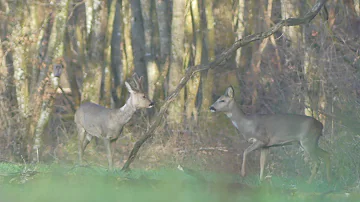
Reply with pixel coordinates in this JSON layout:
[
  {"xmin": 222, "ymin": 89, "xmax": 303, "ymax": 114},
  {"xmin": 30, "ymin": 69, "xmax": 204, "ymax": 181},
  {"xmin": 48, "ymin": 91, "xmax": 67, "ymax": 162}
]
[{"xmin": 0, "ymin": 162, "xmax": 358, "ymax": 202}]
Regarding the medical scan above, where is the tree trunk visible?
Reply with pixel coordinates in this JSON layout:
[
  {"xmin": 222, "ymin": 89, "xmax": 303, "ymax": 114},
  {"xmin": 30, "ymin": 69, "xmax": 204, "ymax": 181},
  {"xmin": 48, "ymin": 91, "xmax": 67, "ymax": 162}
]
[
  {"xmin": 131, "ymin": 0, "xmax": 148, "ymax": 92},
  {"xmin": 32, "ymin": 0, "xmax": 70, "ymax": 163},
  {"xmin": 65, "ymin": 0, "xmax": 85, "ymax": 109},
  {"xmin": 81, "ymin": 0, "xmax": 106, "ymax": 103},
  {"xmin": 281, "ymin": 0, "xmax": 302, "ymax": 49},
  {"xmin": 141, "ymin": 0, "xmax": 159, "ymax": 100},
  {"xmin": 101, "ymin": 0, "xmax": 117, "ymax": 107},
  {"xmin": 186, "ymin": 0, "xmax": 202, "ymax": 122},
  {"xmin": 234, "ymin": 0, "xmax": 246, "ymax": 69},
  {"xmin": 201, "ymin": 0, "xmax": 215, "ymax": 113},
  {"xmin": 154, "ymin": 0, "xmax": 171, "ymax": 102},
  {"xmin": 111, "ymin": 1, "xmax": 123, "ymax": 108},
  {"xmin": 168, "ymin": 0, "xmax": 186, "ymax": 125}
]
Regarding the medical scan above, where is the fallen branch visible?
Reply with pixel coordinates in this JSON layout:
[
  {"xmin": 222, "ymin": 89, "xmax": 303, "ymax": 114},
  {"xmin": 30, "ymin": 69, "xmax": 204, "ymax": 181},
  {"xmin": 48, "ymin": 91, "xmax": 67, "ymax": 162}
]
[{"xmin": 121, "ymin": 0, "xmax": 328, "ymax": 171}]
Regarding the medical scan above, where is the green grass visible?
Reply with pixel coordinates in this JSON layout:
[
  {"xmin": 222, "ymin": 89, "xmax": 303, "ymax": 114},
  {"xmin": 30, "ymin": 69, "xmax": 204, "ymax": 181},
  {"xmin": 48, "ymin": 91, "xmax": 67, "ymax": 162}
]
[{"xmin": 0, "ymin": 163, "xmax": 358, "ymax": 202}]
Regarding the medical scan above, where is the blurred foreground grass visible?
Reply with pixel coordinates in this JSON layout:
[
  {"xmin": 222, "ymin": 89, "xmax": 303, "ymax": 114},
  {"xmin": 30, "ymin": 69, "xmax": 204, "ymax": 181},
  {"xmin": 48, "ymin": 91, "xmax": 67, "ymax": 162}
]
[{"xmin": 0, "ymin": 162, "xmax": 358, "ymax": 202}]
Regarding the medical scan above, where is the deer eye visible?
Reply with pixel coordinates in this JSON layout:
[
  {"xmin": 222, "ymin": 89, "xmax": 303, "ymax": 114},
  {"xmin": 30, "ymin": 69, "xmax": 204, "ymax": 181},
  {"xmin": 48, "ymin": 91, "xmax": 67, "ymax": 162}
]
[{"xmin": 219, "ymin": 100, "xmax": 225, "ymax": 103}]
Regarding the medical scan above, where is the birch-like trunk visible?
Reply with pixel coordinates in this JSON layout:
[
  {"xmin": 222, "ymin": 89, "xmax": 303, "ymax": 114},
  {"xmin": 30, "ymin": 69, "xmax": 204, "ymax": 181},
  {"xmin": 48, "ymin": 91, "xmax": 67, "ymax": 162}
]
[
  {"xmin": 185, "ymin": 0, "xmax": 202, "ymax": 121},
  {"xmin": 32, "ymin": 0, "xmax": 70, "ymax": 163},
  {"xmin": 122, "ymin": 0, "xmax": 134, "ymax": 78},
  {"xmin": 235, "ymin": 0, "xmax": 246, "ymax": 68},
  {"xmin": 168, "ymin": 0, "xmax": 186, "ymax": 125},
  {"xmin": 101, "ymin": 0, "xmax": 117, "ymax": 107}
]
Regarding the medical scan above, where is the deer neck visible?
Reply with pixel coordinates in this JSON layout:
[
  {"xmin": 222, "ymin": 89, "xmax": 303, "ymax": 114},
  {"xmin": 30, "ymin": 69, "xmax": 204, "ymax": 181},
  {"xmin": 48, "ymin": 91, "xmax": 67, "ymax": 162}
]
[
  {"xmin": 225, "ymin": 100, "xmax": 253, "ymax": 137},
  {"xmin": 116, "ymin": 97, "xmax": 137, "ymax": 124}
]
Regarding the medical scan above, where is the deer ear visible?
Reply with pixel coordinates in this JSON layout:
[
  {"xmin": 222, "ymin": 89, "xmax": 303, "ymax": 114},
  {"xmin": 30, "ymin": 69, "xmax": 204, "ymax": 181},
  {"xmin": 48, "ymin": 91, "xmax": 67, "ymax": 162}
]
[
  {"xmin": 125, "ymin": 82, "xmax": 134, "ymax": 93},
  {"xmin": 225, "ymin": 86, "xmax": 234, "ymax": 98}
]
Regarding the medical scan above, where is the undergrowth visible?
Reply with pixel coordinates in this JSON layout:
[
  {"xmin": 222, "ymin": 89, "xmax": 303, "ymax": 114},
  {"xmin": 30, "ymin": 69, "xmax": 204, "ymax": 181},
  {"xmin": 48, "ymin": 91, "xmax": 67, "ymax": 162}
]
[{"xmin": 0, "ymin": 162, "xmax": 358, "ymax": 202}]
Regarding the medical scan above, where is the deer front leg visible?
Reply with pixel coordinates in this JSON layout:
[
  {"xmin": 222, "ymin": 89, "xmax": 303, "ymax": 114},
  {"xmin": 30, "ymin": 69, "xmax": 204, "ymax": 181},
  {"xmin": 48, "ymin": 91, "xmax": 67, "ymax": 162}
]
[
  {"xmin": 103, "ymin": 138, "xmax": 113, "ymax": 170},
  {"xmin": 78, "ymin": 127, "xmax": 86, "ymax": 164},
  {"xmin": 241, "ymin": 140, "xmax": 265, "ymax": 177},
  {"xmin": 259, "ymin": 148, "xmax": 269, "ymax": 181}
]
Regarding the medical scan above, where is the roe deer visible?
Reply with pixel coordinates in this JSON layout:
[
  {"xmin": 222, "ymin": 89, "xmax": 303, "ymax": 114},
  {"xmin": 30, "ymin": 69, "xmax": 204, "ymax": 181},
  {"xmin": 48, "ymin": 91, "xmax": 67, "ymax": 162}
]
[
  {"xmin": 74, "ymin": 73, "xmax": 154, "ymax": 169},
  {"xmin": 209, "ymin": 86, "xmax": 330, "ymax": 183}
]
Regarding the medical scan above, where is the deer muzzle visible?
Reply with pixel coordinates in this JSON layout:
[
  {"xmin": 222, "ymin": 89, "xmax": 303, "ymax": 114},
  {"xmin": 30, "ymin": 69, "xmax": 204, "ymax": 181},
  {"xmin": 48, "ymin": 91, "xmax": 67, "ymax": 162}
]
[
  {"xmin": 148, "ymin": 102, "xmax": 155, "ymax": 108},
  {"xmin": 209, "ymin": 106, "xmax": 216, "ymax": 112}
]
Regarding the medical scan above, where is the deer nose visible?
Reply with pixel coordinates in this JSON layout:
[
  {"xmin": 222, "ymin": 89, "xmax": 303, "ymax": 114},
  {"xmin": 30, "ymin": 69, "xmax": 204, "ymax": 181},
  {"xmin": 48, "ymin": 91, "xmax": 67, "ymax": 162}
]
[
  {"xmin": 209, "ymin": 106, "xmax": 216, "ymax": 112},
  {"xmin": 149, "ymin": 102, "xmax": 155, "ymax": 108}
]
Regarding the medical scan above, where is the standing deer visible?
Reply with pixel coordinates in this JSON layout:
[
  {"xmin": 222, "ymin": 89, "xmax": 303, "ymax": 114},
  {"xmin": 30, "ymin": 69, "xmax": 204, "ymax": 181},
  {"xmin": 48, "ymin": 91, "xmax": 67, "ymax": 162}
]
[
  {"xmin": 74, "ymin": 73, "xmax": 154, "ymax": 169},
  {"xmin": 209, "ymin": 86, "xmax": 330, "ymax": 183}
]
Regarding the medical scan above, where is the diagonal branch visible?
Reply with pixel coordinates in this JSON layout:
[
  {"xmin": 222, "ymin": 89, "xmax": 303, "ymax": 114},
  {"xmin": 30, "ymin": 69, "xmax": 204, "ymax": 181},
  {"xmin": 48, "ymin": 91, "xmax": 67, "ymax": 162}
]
[{"xmin": 121, "ymin": 0, "xmax": 328, "ymax": 171}]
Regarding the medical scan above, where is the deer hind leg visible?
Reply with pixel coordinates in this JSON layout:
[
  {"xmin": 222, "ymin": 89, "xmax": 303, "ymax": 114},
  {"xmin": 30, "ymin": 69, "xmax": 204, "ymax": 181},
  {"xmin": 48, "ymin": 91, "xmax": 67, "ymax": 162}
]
[
  {"xmin": 103, "ymin": 138, "xmax": 113, "ymax": 170},
  {"xmin": 78, "ymin": 127, "xmax": 86, "ymax": 164},
  {"xmin": 316, "ymin": 147, "xmax": 331, "ymax": 182},
  {"xmin": 241, "ymin": 140, "xmax": 266, "ymax": 178},
  {"xmin": 259, "ymin": 148, "xmax": 269, "ymax": 182},
  {"xmin": 300, "ymin": 137, "xmax": 325, "ymax": 183}
]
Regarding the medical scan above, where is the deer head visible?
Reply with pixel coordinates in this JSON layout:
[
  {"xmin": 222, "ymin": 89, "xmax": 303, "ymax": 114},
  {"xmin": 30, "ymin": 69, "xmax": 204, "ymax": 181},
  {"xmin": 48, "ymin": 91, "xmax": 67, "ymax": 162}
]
[
  {"xmin": 125, "ymin": 73, "xmax": 154, "ymax": 109},
  {"xmin": 209, "ymin": 86, "xmax": 236, "ymax": 113}
]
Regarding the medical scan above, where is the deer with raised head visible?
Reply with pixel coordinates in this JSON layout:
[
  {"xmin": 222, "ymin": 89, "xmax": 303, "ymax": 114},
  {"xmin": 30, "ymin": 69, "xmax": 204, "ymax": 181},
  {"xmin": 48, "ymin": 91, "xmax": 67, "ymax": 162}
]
[
  {"xmin": 209, "ymin": 86, "xmax": 330, "ymax": 183},
  {"xmin": 74, "ymin": 73, "xmax": 154, "ymax": 169}
]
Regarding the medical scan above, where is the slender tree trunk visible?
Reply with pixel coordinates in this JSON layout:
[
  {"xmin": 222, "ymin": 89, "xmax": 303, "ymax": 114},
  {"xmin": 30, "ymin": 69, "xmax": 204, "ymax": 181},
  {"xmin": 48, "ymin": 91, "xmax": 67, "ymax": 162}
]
[
  {"xmin": 101, "ymin": 0, "xmax": 117, "ymax": 107},
  {"xmin": 154, "ymin": 0, "xmax": 170, "ymax": 102},
  {"xmin": 235, "ymin": 0, "xmax": 246, "ymax": 69},
  {"xmin": 141, "ymin": 0, "xmax": 159, "ymax": 100},
  {"xmin": 201, "ymin": 0, "xmax": 215, "ymax": 112},
  {"xmin": 111, "ymin": 1, "xmax": 123, "ymax": 108},
  {"xmin": 117, "ymin": 0, "xmax": 134, "ymax": 106},
  {"xmin": 82, "ymin": 0, "xmax": 106, "ymax": 103},
  {"xmin": 65, "ymin": 0, "xmax": 85, "ymax": 109},
  {"xmin": 131, "ymin": 0, "xmax": 148, "ymax": 92},
  {"xmin": 32, "ymin": 0, "xmax": 70, "ymax": 163},
  {"xmin": 168, "ymin": 0, "xmax": 186, "ymax": 125},
  {"xmin": 250, "ymin": 0, "xmax": 274, "ymax": 107},
  {"xmin": 186, "ymin": 0, "xmax": 202, "ymax": 122}
]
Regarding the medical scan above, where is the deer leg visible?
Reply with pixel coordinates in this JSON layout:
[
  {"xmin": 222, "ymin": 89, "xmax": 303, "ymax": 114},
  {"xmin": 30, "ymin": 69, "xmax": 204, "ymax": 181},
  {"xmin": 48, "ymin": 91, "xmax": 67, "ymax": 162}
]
[
  {"xmin": 316, "ymin": 147, "xmax": 331, "ymax": 182},
  {"xmin": 78, "ymin": 127, "xmax": 86, "ymax": 164},
  {"xmin": 259, "ymin": 148, "xmax": 269, "ymax": 181},
  {"xmin": 82, "ymin": 134, "xmax": 92, "ymax": 153},
  {"xmin": 103, "ymin": 138, "xmax": 113, "ymax": 170},
  {"xmin": 301, "ymin": 139, "xmax": 322, "ymax": 183},
  {"xmin": 241, "ymin": 140, "xmax": 265, "ymax": 177}
]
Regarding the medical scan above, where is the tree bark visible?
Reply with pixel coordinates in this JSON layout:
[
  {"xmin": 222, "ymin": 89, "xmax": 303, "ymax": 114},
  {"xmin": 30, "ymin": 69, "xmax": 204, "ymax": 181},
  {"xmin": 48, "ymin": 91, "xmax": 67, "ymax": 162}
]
[
  {"xmin": 167, "ymin": 0, "xmax": 186, "ymax": 125},
  {"xmin": 234, "ymin": 0, "xmax": 246, "ymax": 69},
  {"xmin": 101, "ymin": 0, "xmax": 117, "ymax": 107},
  {"xmin": 32, "ymin": 0, "xmax": 70, "ymax": 163},
  {"xmin": 153, "ymin": 0, "xmax": 171, "ymax": 102},
  {"xmin": 201, "ymin": 0, "xmax": 215, "ymax": 113},
  {"xmin": 141, "ymin": 0, "xmax": 159, "ymax": 100},
  {"xmin": 131, "ymin": 0, "xmax": 148, "ymax": 92},
  {"xmin": 81, "ymin": 0, "xmax": 106, "ymax": 103},
  {"xmin": 111, "ymin": 1, "xmax": 123, "ymax": 108},
  {"xmin": 185, "ymin": 0, "xmax": 202, "ymax": 121}
]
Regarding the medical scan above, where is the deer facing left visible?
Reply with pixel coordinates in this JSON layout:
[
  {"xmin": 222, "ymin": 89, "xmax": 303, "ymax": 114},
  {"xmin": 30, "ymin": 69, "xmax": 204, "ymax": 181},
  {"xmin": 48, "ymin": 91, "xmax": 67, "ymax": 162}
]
[{"xmin": 74, "ymin": 73, "xmax": 154, "ymax": 169}]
